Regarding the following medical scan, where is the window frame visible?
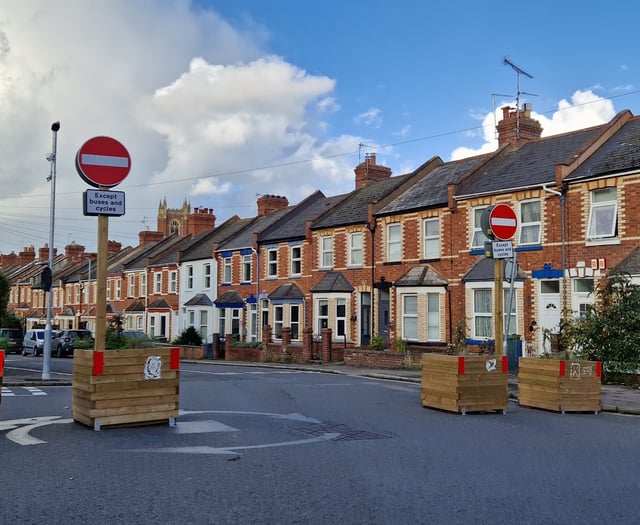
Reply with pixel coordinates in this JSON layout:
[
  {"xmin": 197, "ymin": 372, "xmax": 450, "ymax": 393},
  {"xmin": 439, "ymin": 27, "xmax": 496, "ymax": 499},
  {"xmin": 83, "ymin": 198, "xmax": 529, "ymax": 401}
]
[
  {"xmin": 349, "ymin": 232, "xmax": 363, "ymax": 267},
  {"xmin": 267, "ymin": 248, "xmax": 278, "ymax": 278},
  {"xmin": 471, "ymin": 206, "xmax": 490, "ymax": 249},
  {"xmin": 320, "ymin": 236, "xmax": 333, "ymax": 269},
  {"xmin": 402, "ymin": 294, "xmax": 418, "ymax": 341},
  {"xmin": 423, "ymin": 217, "xmax": 440, "ymax": 259},
  {"xmin": 290, "ymin": 245, "xmax": 302, "ymax": 276},
  {"xmin": 223, "ymin": 257, "xmax": 232, "ymax": 284},
  {"xmin": 519, "ymin": 199, "xmax": 541, "ymax": 245},
  {"xmin": 587, "ymin": 187, "xmax": 617, "ymax": 240},
  {"xmin": 241, "ymin": 254, "xmax": 252, "ymax": 283},
  {"xmin": 386, "ymin": 223, "xmax": 402, "ymax": 262}
]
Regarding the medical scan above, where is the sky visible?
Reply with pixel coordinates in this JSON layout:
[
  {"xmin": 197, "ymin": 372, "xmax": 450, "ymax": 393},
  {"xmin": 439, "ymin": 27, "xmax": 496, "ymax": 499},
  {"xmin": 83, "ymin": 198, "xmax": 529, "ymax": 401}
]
[{"xmin": 1, "ymin": 0, "xmax": 639, "ymax": 256}]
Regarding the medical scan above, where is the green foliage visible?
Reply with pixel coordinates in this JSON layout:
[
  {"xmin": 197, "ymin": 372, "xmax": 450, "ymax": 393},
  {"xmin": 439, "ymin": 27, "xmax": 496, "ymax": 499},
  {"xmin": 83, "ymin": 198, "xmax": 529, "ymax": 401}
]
[
  {"xmin": 0, "ymin": 272, "xmax": 9, "ymax": 321},
  {"xmin": 105, "ymin": 327, "xmax": 155, "ymax": 349},
  {"xmin": 173, "ymin": 326, "xmax": 203, "ymax": 346},
  {"xmin": 395, "ymin": 338, "xmax": 407, "ymax": 353},
  {"xmin": 449, "ymin": 315, "xmax": 468, "ymax": 355},
  {"xmin": 369, "ymin": 333, "xmax": 386, "ymax": 351},
  {"xmin": 561, "ymin": 273, "xmax": 640, "ymax": 379},
  {"xmin": 0, "ymin": 336, "xmax": 9, "ymax": 350},
  {"xmin": 231, "ymin": 341, "xmax": 262, "ymax": 348},
  {"xmin": 0, "ymin": 312, "xmax": 22, "ymax": 329}
]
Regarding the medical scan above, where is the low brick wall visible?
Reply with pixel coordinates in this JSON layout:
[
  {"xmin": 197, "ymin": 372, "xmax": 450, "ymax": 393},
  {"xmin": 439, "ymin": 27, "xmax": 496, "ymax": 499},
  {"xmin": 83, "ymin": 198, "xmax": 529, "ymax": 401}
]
[
  {"xmin": 226, "ymin": 346, "xmax": 262, "ymax": 362},
  {"xmin": 178, "ymin": 345, "xmax": 205, "ymax": 360},
  {"xmin": 263, "ymin": 343, "xmax": 305, "ymax": 364},
  {"xmin": 344, "ymin": 348, "xmax": 428, "ymax": 369}
]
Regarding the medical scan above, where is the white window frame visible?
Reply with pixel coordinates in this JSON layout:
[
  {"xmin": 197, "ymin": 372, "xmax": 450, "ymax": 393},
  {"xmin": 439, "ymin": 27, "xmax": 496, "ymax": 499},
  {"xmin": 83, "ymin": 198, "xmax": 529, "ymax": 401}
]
[
  {"xmin": 402, "ymin": 294, "xmax": 418, "ymax": 340},
  {"xmin": 587, "ymin": 187, "xmax": 617, "ymax": 239},
  {"xmin": 223, "ymin": 257, "xmax": 232, "ymax": 284},
  {"xmin": 423, "ymin": 217, "xmax": 440, "ymax": 259},
  {"xmin": 267, "ymin": 248, "xmax": 278, "ymax": 278},
  {"xmin": 290, "ymin": 246, "xmax": 302, "ymax": 276},
  {"xmin": 320, "ymin": 236, "xmax": 333, "ymax": 269},
  {"xmin": 204, "ymin": 264, "xmax": 211, "ymax": 288},
  {"xmin": 471, "ymin": 206, "xmax": 490, "ymax": 249},
  {"xmin": 290, "ymin": 304, "xmax": 300, "ymax": 340},
  {"xmin": 519, "ymin": 200, "xmax": 541, "ymax": 245},
  {"xmin": 154, "ymin": 272, "xmax": 162, "ymax": 294},
  {"xmin": 242, "ymin": 255, "xmax": 252, "ymax": 282},
  {"xmin": 349, "ymin": 232, "xmax": 363, "ymax": 267},
  {"xmin": 387, "ymin": 223, "xmax": 402, "ymax": 262},
  {"xmin": 128, "ymin": 274, "xmax": 135, "ymax": 298},
  {"xmin": 186, "ymin": 266, "xmax": 193, "ymax": 290},
  {"xmin": 317, "ymin": 299, "xmax": 329, "ymax": 333},
  {"xmin": 140, "ymin": 273, "xmax": 147, "ymax": 297},
  {"xmin": 427, "ymin": 292, "xmax": 440, "ymax": 340},
  {"xmin": 335, "ymin": 298, "xmax": 346, "ymax": 337},
  {"xmin": 115, "ymin": 280, "xmax": 121, "ymax": 300},
  {"xmin": 473, "ymin": 288, "xmax": 493, "ymax": 339},
  {"xmin": 199, "ymin": 310, "xmax": 208, "ymax": 338},
  {"xmin": 274, "ymin": 305, "xmax": 284, "ymax": 339},
  {"xmin": 169, "ymin": 271, "xmax": 177, "ymax": 293}
]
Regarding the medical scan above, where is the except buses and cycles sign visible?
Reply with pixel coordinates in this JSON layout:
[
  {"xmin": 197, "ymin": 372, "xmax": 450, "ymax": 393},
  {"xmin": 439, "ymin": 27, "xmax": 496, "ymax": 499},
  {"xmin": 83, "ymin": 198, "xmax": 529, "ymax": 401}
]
[{"xmin": 76, "ymin": 136, "xmax": 131, "ymax": 188}]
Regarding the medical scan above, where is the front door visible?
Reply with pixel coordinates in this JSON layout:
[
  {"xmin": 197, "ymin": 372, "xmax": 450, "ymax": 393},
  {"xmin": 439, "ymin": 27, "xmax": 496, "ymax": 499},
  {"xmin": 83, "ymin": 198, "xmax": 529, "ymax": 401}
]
[
  {"xmin": 360, "ymin": 292, "xmax": 371, "ymax": 346},
  {"xmin": 377, "ymin": 289, "xmax": 390, "ymax": 347},
  {"xmin": 538, "ymin": 280, "xmax": 561, "ymax": 354}
]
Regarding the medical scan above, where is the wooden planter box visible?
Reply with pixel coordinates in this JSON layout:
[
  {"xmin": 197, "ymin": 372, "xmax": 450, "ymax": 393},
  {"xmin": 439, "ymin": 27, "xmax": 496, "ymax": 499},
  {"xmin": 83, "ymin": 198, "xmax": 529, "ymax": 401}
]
[
  {"xmin": 72, "ymin": 348, "xmax": 180, "ymax": 431},
  {"xmin": 518, "ymin": 358, "xmax": 601, "ymax": 414},
  {"xmin": 421, "ymin": 353, "xmax": 509, "ymax": 415}
]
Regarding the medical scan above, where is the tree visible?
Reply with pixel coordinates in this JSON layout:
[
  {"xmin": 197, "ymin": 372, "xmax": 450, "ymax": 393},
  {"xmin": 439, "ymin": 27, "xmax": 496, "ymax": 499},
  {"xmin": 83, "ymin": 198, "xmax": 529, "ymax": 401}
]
[
  {"xmin": 561, "ymin": 273, "xmax": 640, "ymax": 381},
  {"xmin": 0, "ymin": 271, "xmax": 9, "ymax": 321}
]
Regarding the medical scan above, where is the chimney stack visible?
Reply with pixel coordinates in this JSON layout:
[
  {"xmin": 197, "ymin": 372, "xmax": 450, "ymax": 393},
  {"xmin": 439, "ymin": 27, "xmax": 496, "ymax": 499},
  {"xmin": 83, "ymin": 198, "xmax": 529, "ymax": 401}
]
[
  {"xmin": 354, "ymin": 153, "xmax": 392, "ymax": 189},
  {"xmin": 496, "ymin": 105, "xmax": 543, "ymax": 148},
  {"xmin": 139, "ymin": 230, "xmax": 165, "ymax": 246},
  {"xmin": 257, "ymin": 195, "xmax": 289, "ymax": 216}
]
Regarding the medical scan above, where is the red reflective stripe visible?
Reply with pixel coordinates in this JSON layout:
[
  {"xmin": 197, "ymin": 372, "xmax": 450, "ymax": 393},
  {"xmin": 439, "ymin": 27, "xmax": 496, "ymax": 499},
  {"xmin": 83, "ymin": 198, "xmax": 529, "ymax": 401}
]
[
  {"xmin": 0, "ymin": 351, "xmax": 4, "ymax": 377},
  {"xmin": 170, "ymin": 348, "xmax": 180, "ymax": 370},
  {"xmin": 502, "ymin": 355, "xmax": 508, "ymax": 373},
  {"xmin": 596, "ymin": 362, "xmax": 602, "ymax": 378},
  {"xmin": 93, "ymin": 351, "xmax": 104, "ymax": 376},
  {"xmin": 559, "ymin": 360, "xmax": 566, "ymax": 377},
  {"xmin": 458, "ymin": 356, "xmax": 465, "ymax": 375}
]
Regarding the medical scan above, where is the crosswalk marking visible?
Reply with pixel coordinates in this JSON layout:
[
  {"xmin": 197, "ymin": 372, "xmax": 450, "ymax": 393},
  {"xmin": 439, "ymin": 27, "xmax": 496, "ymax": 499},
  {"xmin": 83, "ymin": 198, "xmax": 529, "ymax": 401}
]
[{"xmin": 1, "ymin": 386, "xmax": 47, "ymax": 397}]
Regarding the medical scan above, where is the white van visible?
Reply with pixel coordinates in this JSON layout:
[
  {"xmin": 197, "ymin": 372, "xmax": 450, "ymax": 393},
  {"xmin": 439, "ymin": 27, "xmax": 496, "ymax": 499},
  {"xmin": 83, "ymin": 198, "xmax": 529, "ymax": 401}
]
[{"xmin": 23, "ymin": 329, "xmax": 46, "ymax": 356}]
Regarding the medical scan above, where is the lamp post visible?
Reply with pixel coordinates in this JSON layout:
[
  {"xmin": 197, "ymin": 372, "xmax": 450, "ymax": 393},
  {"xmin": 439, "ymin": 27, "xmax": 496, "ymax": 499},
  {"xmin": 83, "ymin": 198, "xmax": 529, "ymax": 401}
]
[{"xmin": 43, "ymin": 121, "xmax": 60, "ymax": 380}]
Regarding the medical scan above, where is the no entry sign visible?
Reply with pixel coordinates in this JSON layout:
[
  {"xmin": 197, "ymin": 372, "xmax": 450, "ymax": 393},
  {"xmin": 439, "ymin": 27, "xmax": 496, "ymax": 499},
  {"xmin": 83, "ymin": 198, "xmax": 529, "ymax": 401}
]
[
  {"xmin": 76, "ymin": 136, "xmax": 131, "ymax": 188},
  {"xmin": 488, "ymin": 204, "xmax": 518, "ymax": 240}
]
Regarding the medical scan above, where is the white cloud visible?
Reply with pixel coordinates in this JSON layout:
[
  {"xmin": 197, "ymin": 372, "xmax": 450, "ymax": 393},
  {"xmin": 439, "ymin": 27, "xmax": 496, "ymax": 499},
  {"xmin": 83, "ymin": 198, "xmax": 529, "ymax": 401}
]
[
  {"xmin": 450, "ymin": 90, "xmax": 616, "ymax": 161},
  {"xmin": 354, "ymin": 108, "xmax": 383, "ymax": 128},
  {"xmin": 316, "ymin": 97, "xmax": 340, "ymax": 113}
]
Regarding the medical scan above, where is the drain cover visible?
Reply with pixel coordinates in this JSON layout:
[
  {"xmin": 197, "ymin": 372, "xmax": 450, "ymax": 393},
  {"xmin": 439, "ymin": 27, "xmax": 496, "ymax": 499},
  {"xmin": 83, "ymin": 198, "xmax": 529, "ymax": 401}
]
[{"xmin": 294, "ymin": 422, "xmax": 393, "ymax": 442}]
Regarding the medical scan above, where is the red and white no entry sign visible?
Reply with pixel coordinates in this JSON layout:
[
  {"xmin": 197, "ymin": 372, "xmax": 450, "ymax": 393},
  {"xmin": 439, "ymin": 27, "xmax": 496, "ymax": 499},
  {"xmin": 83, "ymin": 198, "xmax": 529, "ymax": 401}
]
[
  {"xmin": 75, "ymin": 136, "xmax": 131, "ymax": 188},
  {"xmin": 489, "ymin": 204, "xmax": 518, "ymax": 240}
]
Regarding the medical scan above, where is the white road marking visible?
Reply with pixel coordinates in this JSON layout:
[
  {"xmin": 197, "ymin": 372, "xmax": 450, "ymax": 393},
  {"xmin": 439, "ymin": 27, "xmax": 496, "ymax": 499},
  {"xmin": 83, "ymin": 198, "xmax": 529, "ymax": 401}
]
[
  {"xmin": 0, "ymin": 416, "xmax": 72, "ymax": 446},
  {"xmin": 172, "ymin": 420, "xmax": 238, "ymax": 434}
]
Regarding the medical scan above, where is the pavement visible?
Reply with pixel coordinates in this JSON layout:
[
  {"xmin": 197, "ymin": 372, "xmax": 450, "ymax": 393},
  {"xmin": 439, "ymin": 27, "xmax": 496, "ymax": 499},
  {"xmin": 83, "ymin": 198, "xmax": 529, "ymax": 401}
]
[{"xmin": 2, "ymin": 358, "xmax": 640, "ymax": 415}]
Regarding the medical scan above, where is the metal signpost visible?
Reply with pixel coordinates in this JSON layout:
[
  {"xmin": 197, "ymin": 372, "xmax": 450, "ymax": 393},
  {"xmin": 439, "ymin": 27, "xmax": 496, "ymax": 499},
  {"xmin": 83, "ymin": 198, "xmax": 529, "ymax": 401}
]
[
  {"xmin": 76, "ymin": 136, "xmax": 130, "ymax": 351},
  {"xmin": 482, "ymin": 204, "xmax": 518, "ymax": 356}
]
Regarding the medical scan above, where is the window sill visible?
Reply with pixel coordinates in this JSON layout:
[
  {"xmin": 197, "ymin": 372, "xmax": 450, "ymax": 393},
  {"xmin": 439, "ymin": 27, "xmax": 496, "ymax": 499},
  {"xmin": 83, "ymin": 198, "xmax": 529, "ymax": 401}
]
[{"xmin": 585, "ymin": 238, "xmax": 620, "ymax": 246}]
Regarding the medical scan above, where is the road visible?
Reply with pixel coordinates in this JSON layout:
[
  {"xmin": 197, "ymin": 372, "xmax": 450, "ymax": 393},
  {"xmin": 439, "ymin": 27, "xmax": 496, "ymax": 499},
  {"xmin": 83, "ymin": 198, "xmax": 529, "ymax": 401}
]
[{"xmin": 1, "ymin": 358, "xmax": 639, "ymax": 524}]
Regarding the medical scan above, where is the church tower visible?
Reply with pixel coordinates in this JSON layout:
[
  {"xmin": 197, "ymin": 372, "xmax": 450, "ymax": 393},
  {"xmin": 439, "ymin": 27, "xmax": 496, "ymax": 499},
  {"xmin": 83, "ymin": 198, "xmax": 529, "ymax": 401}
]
[{"xmin": 156, "ymin": 198, "xmax": 216, "ymax": 237}]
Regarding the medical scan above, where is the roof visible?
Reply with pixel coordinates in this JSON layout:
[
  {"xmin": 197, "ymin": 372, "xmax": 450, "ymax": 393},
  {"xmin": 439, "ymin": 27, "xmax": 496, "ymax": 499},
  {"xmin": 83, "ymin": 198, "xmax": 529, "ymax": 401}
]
[
  {"xmin": 216, "ymin": 207, "xmax": 292, "ymax": 252},
  {"xmin": 394, "ymin": 265, "xmax": 448, "ymax": 287},
  {"xmin": 378, "ymin": 155, "xmax": 490, "ymax": 215},
  {"xmin": 259, "ymin": 191, "xmax": 348, "ymax": 243},
  {"xmin": 147, "ymin": 298, "xmax": 171, "ymax": 309},
  {"xmin": 462, "ymin": 257, "xmax": 526, "ymax": 282},
  {"xmin": 456, "ymin": 126, "xmax": 606, "ymax": 197},
  {"xmin": 610, "ymin": 244, "xmax": 640, "ymax": 275},
  {"xmin": 124, "ymin": 300, "xmax": 145, "ymax": 312},
  {"xmin": 310, "ymin": 271, "xmax": 354, "ymax": 293},
  {"xmin": 311, "ymin": 174, "xmax": 411, "ymax": 229},
  {"xmin": 179, "ymin": 217, "xmax": 250, "ymax": 262},
  {"xmin": 184, "ymin": 293, "xmax": 213, "ymax": 307},
  {"xmin": 214, "ymin": 290, "xmax": 245, "ymax": 308},
  {"xmin": 268, "ymin": 283, "xmax": 304, "ymax": 304},
  {"xmin": 565, "ymin": 118, "xmax": 640, "ymax": 182}
]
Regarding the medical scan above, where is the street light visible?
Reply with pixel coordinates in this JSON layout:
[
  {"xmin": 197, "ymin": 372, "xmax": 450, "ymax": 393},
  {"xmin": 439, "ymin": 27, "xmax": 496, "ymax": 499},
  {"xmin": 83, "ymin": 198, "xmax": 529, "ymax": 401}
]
[{"xmin": 43, "ymin": 121, "xmax": 60, "ymax": 380}]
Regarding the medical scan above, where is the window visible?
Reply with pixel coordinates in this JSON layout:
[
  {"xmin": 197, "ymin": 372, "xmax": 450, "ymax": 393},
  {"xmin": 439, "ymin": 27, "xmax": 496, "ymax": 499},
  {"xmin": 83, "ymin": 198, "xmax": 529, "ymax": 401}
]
[
  {"xmin": 349, "ymin": 233, "xmax": 363, "ymax": 266},
  {"xmin": 574, "ymin": 278, "xmax": 595, "ymax": 319},
  {"xmin": 199, "ymin": 311, "xmax": 208, "ymax": 339},
  {"xmin": 169, "ymin": 271, "xmax": 177, "ymax": 293},
  {"xmin": 387, "ymin": 223, "xmax": 401, "ymax": 261},
  {"xmin": 519, "ymin": 200, "xmax": 541, "ymax": 245},
  {"xmin": 473, "ymin": 289, "xmax": 492, "ymax": 338},
  {"xmin": 317, "ymin": 299, "xmax": 329, "ymax": 332},
  {"xmin": 204, "ymin": 264, "xmax": 211, "ymax": 288},
  {"xmin": 188, "ymin": 310, "xmax": 195, "ymax": 327},
  {"xmin": 231, "ymin": 309, "xmax": 241, "ymax": 337},
  {"xmin": 402, "ymin": 295, "xmax": 418, "ymax": 340},
  {"xmin": 588, "ymin": 187, "xmax": 617, "ymax": 239},
  {"xmin": 106, "ymin": 281, "xmax": 111, "ymax": 301},
  {"xmin": 471, "ymin": 207, "xmax": 490, "ymax": 249},
  {"xmin": 115, "ymin": 280, "xmax": 121, "ymax": 300},
  {"xmin": 154, "ymin": 272, "xmax": 162, "ymax": 294},
  {"xmin": 290, "ymin": 305, "xmax": 300, "ymax": 340},
  {"xmin": 223, "ymin": 257, "xmax": 232, "ymax": 283},
  {"xmin": 218, "ymin": 309, "xmax": 226, "ymax": 336},
  {"xmin": 267, "ymin": 249, "xmax": 278, "ymax": 278},
  {"xmin": 423, "ymin": 218, "xmax": 440, "ymax": 259},
  {"xmin": 75, "ymin": 284, "xmax": 81, "ymax": 304},
  {"xmin": 503, "ymin": 289, "xmax": 517, "ymax": 335},
  {"xmin": 427, "ymin": 293, "xmax": 440, "ymax": 340},
  {"xmin": 274, "ymin": 305, "xmax": 283, "ymax": 338},
  {"xmin": 128, "ymin": 274, "xmax": 135, "ymax": 298},
  {"xmin": 336, "ymin": 298, "xmax": 346, "ymax": 337},
  {"xmin": 242, "ymin": 255, "xmax": 252, "ymax": 282},
  {"xmin": 140, "ymin": 273, "xmax": 147, "ymax": 297},
  {"xmin": 320, "ymin": 237, "xmax": 333, "ymax": 268},
  {"xmin": 290, "ymin": 246, "xmax": 301, "ymax": 276},
  {"xmin": 169, "ymin": 220, "xmax": 180, "ymax": 235},
  {"xmin": 186, "ymin": 266, "xmax": 193, "ymax": 290}
]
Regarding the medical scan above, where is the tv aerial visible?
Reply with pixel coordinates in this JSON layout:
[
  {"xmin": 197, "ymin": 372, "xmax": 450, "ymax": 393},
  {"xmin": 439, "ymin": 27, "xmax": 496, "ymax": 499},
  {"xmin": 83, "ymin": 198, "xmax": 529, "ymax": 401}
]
[{"xmin": 503, "ymin": 57, "xmax": 535, "ymax": 140}]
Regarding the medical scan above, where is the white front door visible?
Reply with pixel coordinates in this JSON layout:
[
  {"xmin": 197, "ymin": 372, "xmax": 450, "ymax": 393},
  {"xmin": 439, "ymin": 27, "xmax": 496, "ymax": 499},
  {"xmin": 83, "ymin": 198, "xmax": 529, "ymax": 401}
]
[{"xmin": 539, "ymin": 280, "xmax": 561, "ymax": 355}]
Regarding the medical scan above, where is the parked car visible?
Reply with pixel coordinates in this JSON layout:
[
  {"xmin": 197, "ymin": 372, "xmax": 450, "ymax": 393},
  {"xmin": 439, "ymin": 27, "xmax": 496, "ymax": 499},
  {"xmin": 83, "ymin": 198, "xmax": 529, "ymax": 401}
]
[
  {"xmin": 23, "ymin": 329, "xmax": 46, "ymax": 356},
  {"xmin": 0, "ymin": 328, "xmax": 23, "ymax": 354},
  {"xmin": 52, "ymin": 329, "xmax": 94, "ymax": 357}
]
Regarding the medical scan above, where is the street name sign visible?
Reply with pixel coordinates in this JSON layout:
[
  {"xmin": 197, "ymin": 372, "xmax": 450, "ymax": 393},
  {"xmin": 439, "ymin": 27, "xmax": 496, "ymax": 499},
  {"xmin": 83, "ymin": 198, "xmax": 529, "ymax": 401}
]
[
  {"xmin": 76, "ymin": 136, "xmax": 131, "ymax": 188},
  {"xmin": 83, "ymin": 189, "xmax": 125, "ymax": 216}
]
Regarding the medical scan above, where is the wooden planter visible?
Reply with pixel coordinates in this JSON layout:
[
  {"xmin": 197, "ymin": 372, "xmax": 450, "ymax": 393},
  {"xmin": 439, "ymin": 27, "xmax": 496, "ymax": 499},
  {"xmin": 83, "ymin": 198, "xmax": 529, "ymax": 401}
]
[
  {"xmin": 72, "ymin": 348, "xmax": 180, "ymax": 431},
  {"xmin": 518, "ymin": 358, "xmax": 601, "ymax": 414},
  {"xmin": 421, "ymin": 354, "xmax": 509, "ymax": 415}
]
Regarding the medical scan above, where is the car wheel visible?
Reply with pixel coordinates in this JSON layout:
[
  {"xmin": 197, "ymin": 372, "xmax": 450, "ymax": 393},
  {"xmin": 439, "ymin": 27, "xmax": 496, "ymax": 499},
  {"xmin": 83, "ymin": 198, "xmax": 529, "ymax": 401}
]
[
  {"xmin": 56, "ymin": 345, "xmax": 63, "ymax": 358},
  {"xmin": 22, "ymin": 348, "xmax": 28, "ymax": 356}
]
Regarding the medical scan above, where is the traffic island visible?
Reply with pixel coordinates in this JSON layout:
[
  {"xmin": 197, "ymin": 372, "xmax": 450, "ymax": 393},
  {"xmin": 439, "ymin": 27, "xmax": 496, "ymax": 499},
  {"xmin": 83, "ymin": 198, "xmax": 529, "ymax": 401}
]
[
  {"xmin": 518, "ymin": 358, "xmax": 601, "ymax": 414},
  {"xmin": 72, "ymin": 347, "xmax": 180, "ymax": 431},
  {"xmin": 421, "ymin": 353, "xmax": 509, "ymax": 415}
]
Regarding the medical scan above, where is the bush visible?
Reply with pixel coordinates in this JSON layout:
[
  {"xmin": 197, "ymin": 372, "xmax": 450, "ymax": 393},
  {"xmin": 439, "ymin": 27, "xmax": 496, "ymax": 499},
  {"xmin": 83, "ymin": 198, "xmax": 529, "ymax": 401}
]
[
  {"xmin": 173, "ymin": 326, "xmax": 202, "ymax": 346},
  {"xmin": 369, "ymin": 334, "xmax": 386, "ymax": 351}
]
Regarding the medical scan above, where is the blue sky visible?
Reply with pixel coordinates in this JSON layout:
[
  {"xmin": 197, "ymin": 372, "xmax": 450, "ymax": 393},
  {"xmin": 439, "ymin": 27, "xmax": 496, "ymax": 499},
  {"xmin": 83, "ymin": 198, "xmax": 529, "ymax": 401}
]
[{"xmin": 0, "ymin": 0, "xmax": 638, "ymax": 254}]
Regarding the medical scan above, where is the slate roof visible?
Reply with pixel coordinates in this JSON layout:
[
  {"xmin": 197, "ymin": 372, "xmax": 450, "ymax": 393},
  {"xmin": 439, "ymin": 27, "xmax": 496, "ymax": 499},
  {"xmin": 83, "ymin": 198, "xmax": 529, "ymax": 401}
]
[
  {"xmin": 216, "ymin": 207, "xmax": 293, "ymax": 252},
  {"xmin": 565, "ymin": 117, "xmax": 640, "ymax": 182},
  {"xmin": 378, "ymin": 155, "xmax": 491, "ymax": 215},
  {"xmin": 268, "ymin": 282, "xmax": 304, "ymax": 301},
  {"xmin": 456, "ymin": 126, "xmax": 606, "ymax": 197},
  {"xmin": 462, "ymin": 257, "xmax": 526, "ymax": 282},
  {"xmin": 394, "ymin": 265, "xmax": 448, "ymax": 287},
  {"xmin": 179, "ymin": 217, "xmax": 250, "ymax": 262},
  {"xmin": 123, "ymin": 234, "xmax": 185, "ymax": 271},
  {"xmin": 124, "ymin": 300, "xmax": 145, "ymax": 312},
  {"xmin": 259, "ymin": 191, "xmax": 348, "ymax": 243},
  {"xmin": 310, "ymin": 271, "xmax": 354, "ymax": 293},
  {"xmin": 311, "ymin": 174, "xmax": 411, "ymax": 229},
  {"xmin": 214, "ymin": 290, "xmax": 245, "ymax": 307},
  {"xmin": 183, "ymin": 293, "xmax": 213, "ymax": 307},
  {"xmin": 610, "ymin": 243, "xmax": 640, "ymax": 275},
  {"xmin": 148, "ymin": 298, "xmax": 171, "ymax": 309}
]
